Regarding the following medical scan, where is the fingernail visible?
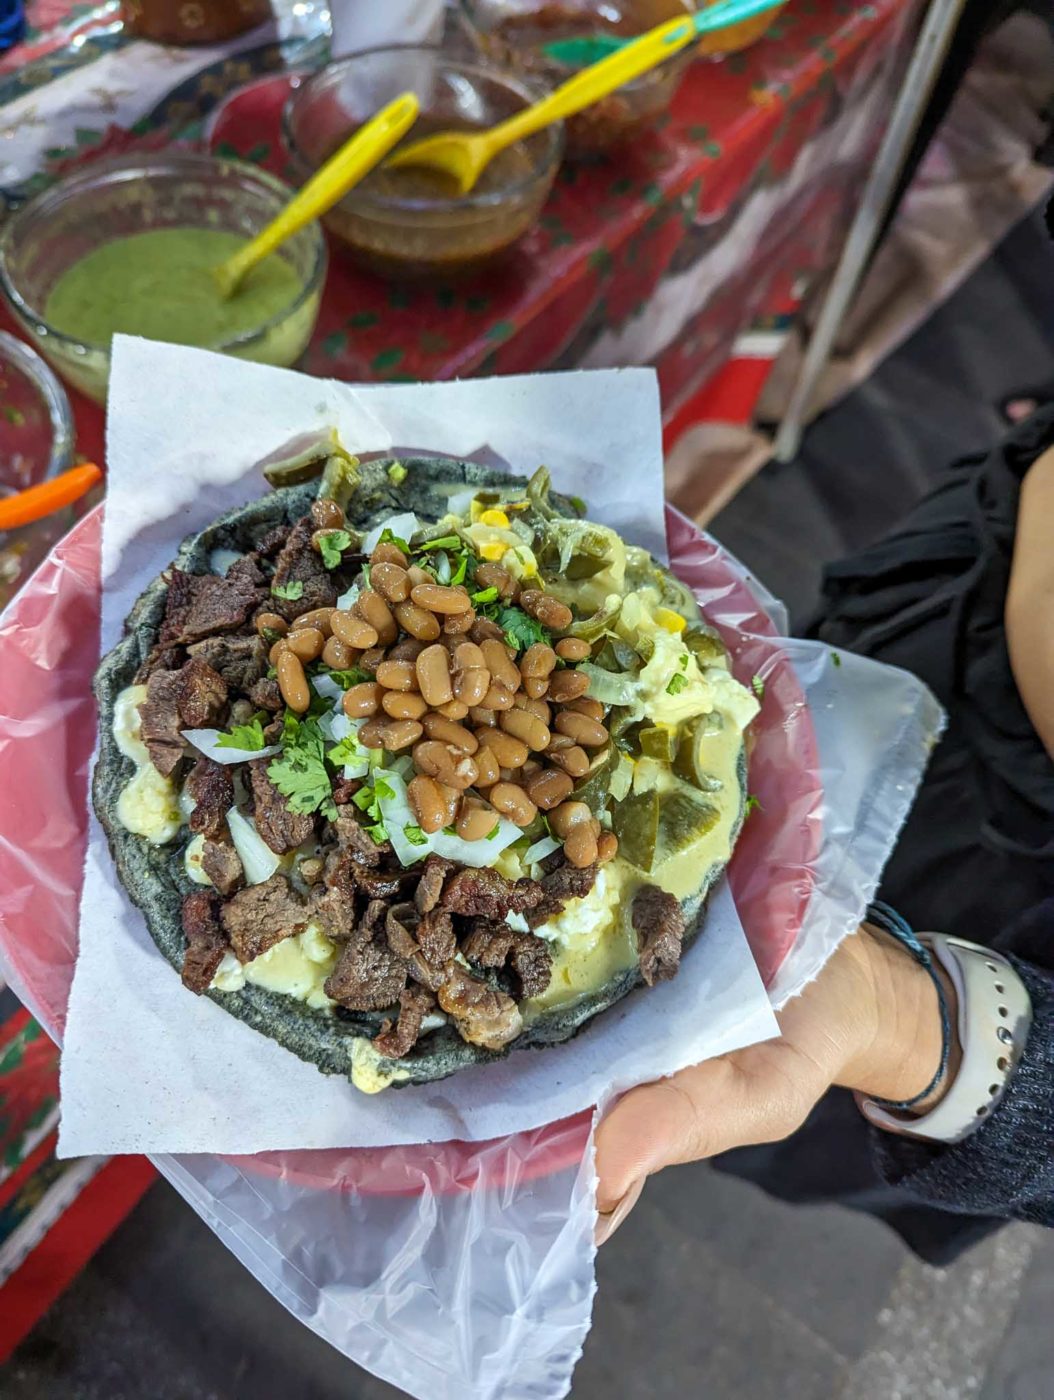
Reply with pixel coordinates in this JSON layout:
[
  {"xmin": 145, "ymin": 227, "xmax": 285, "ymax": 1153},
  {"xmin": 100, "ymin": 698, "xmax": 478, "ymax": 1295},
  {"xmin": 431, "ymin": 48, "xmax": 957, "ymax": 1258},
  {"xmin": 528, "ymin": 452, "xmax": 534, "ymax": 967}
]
[{"xmin": 595, "ymin": 1177, "xmax": 645, "ymax": 1246}]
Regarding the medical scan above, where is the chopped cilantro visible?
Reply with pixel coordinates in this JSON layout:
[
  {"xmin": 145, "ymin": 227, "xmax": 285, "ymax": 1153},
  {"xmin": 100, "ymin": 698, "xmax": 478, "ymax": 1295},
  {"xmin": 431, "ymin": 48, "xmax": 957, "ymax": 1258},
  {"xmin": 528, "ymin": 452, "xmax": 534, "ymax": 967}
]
[
  {"xmin": 319, "ymin": 529, "xmax": 353, "ymax": 570},
  {"xmin": 352, "ymin": 786, "xmax": 375, "ymax": 812},
  {"xmin": 323, "ymin": 666, "xmax": 373, "ymax": 689},
  {"xmin": 450, "ymin": 549, "xmax": 477, "ymax": 586},
  {"xmin": 403, "ymin": 824, "xmax": 429, "ymax": 846},
  {"xmin": 271, "ymin": 579, "xmax": 304, "ymax": 601},
  {"xmin": 373, "ymin": 776, "xmax": 396, "ymax": 801},
  {"xmin": 267, "ymin": 712, "xmax": 337, "ymax": 820},
  {"xmin": 486, "ymin": 823, "xmax": 501, "ymax": 840},
  {"xmin": 378, "ymin": 527, "xmax": 411, "ymax": 554},
  {"xmin": 471, "ymin": 585, "xmax": 499, "ymax": 605},
  {"xmin": 751, "ymin": 673, "xmax": 765, "ymax": 699},
  {"xmin": 567, "ymin": 494, "xmax": 587, "ymax": 517},
  {"xmin": 387, "ymin": 463, "xmax": 407, "ymax": 485},
  {"xmin": 745, "ymin": 794, "xmax": 763, "ymax": 816},
  {"xmin": 499, "ymin": 606, "xmax": 548, "ymax": 652},
  {"xmin": 666, "ymin": 672, "xmax": 689, "ymax": 696},
  {"xmin": 679, "ymin": 654, "xmax": 689, "ymax": 671},
  {"xmin": 215, "ymin": 716, "xmax": 267, "ymax": 751},
  {"xmin": 266, "ymin": 665, "xmax": 278, "ymax": 680},
  {"xmin": 442, "ymin": 824, "xmax": 459, "ymax": 836},
  {"xmin": 366, "ymin": 822, "xmax": 388, "ymax": 844},
  {"xmin": 418, "ymin": 534, "xmax": 461, "ymax": 552},
  {"xmin": 831, "ymin": 651, "xmax": 842, "ymax": 668}
]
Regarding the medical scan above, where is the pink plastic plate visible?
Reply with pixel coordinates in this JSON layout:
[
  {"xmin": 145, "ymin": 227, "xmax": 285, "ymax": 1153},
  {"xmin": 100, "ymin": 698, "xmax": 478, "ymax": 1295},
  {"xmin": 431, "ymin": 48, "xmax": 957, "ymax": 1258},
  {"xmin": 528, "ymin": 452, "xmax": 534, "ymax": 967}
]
[{"xmin": 0, "ymin": 504, "xmax": 821, "ymax": 1192}]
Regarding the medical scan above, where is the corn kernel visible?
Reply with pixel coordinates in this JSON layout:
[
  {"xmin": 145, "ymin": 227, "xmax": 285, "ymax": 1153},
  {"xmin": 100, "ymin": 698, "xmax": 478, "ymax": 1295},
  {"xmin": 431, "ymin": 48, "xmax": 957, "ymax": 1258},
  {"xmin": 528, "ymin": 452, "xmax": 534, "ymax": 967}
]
[
  {"xmin": 480, "ymin": 540, "xmax": 506, "ymax": 562},
  {"xmin": 655, "ymin": 607, "xmax": 686, "ymax": 633},
  {"xmin": 479, "ymin": 508, "xmax": 510, "ymax": 528}
]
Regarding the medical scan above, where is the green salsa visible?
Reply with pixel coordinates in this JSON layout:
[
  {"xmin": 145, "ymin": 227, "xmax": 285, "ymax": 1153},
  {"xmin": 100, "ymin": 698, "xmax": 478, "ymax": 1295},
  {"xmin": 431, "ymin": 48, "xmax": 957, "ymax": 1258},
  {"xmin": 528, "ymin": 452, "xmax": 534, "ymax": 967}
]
[{"xmin": 44, "ymin": 228, "xmax": 304, "ymax": 348}]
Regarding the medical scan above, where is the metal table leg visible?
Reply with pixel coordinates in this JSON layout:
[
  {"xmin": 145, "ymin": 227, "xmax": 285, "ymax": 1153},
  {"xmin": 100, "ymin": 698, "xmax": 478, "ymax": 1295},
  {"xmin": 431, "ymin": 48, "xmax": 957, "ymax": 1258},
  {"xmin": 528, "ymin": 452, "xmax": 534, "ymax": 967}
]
[{"xmin": 773, "ymin": 0, "xmax": 971, "ymax": 463}]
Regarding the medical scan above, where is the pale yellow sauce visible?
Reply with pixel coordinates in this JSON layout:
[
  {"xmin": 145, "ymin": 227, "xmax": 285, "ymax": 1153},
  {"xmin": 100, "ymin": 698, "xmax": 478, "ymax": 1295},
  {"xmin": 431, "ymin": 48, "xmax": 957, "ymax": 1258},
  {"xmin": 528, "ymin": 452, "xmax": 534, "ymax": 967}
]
[
  {"xmin": 113, "ymin": 685, "xmax": 181, "ymax": 846},
  {"xmin": 350, "ymin": 1037, "xmax": 411, "ymax": 1093},
  {"xmin": 210, "ymin": 921, "xmax": 339, "ymax": 1011}
]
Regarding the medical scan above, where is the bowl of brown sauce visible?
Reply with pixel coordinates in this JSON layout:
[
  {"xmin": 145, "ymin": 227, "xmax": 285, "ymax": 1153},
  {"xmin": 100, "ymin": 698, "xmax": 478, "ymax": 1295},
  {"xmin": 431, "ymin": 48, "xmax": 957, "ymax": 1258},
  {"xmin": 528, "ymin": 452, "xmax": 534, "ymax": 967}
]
[
  {"xmin": 283, "ymin": 47, "xmax": 563, "ymax": 279},
  {"xmin": 461, "ymin": 0, "xmax": 694, "ymax": 156}
]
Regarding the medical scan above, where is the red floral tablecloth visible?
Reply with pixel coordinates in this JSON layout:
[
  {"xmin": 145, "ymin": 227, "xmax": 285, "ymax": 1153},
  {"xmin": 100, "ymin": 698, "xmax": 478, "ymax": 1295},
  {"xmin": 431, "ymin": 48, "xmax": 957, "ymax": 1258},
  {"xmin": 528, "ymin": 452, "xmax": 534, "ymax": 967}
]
[{"xmin": 0, "ymin": 0, "xmax": 920, "ymax": 1354}]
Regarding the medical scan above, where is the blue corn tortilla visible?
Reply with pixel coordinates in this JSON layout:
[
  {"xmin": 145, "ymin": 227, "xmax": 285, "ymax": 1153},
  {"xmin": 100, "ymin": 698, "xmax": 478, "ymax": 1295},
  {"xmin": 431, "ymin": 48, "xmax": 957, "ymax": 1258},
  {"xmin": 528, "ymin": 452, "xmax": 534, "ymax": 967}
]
[{"xmin": 93, "ymin": 456, "xmax": 747, "ymax": 1087}]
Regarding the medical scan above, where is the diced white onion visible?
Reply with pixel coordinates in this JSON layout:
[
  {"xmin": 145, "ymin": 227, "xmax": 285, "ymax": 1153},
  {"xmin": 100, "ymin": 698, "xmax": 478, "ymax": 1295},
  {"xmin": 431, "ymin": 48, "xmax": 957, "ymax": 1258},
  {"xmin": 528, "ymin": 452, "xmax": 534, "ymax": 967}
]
[
  {"xmin": 505, "ymin": 911, "xmax": 530, "ymax": 933},
  {"xmin": 181, "ymin": 729, "xmax": 280, "ymax": 764},
  {"xmin": 311, "ymin": 673, "xmax": 346, "ymax": 703},
  {"xmin": 336, "ymin": 581, "xmax": 361, "ymax": 610},
  {"xmin": 445, "ymin": 489, "xmax": 475, "ymax": 519},
  {"xmin": 524, "ymin": 835, "xmax": 560, "ymax": 866},
  {"xmin": 362, "ymin": 512, "xmax": 420, "ymax": 555},
  {"xmin": 227, "ymin": 807, "xmax": 280, "ymax": 885},
  {"xmin": 435, "ymin": 551, "xmax": 452, "ymax": 584}
]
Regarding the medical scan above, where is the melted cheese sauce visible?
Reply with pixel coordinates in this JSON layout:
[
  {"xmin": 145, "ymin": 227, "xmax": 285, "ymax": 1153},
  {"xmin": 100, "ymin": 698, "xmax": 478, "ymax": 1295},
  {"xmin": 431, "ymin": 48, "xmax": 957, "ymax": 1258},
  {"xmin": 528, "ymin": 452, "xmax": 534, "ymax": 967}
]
[
  {"xmin": 527, "ymin": 862, "xmax": 637, "ymax": 1015},
  {"xmin": 350, "ymin": 1037, "xmax": 411, "ymax": 1093},
  {"xmin": 113, "ymin": 685, "xmax": 181, "ymax": 845},
  {"xmin": 184, "ymin": 833, "xmax": 211, "ymax": 886},
  {"xmin": 210, "ymin": 920, "xmax": 339, "ymax": 1010}
]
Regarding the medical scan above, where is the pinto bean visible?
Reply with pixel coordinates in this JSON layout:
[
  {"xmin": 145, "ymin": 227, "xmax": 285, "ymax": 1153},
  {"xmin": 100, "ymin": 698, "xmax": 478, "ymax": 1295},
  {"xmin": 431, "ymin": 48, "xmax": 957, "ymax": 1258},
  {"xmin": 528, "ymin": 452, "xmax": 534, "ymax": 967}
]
[
  {"xmin": 518, "ymin": 589, "xmax": 572, "ymax": 630},
  {"xmin": 375, "ymin": 659, "xmax": 418, "ymax": 692},
  {"xmin": 388, "ymin": 637, "xmax": 427, "ymax": 663},
  {"xmin": 343, "ymin": 683, "xmax": 381, "ymax": 718},
  {"xmin": 358, "ymin": 647, "xmax": 385, "ymax": 675},
  {"xmin": 513, "ymin": 693, "xmax": 551, "ymax": 723},
  {"xmin": 408, "ymin": 775, "xmax": 448, "ymax": 834},
  {"xmin": 421, "ymin": 713, "xmax": 477, "ymax": 753},
  {"xmin": 547, "ymin": 742, "xmax": 589, "ymax": 778},
  {"xmin": 354, "ymin": 590, "xmax": 398, "ymax": 646},
  {"xmin": 525, "ymin": 767, "xmax": 574, "ymax": 811},
  {"xmin": 359, "ymin": 718, "xmax": 422, "ymax": 751},
  {"xmin": 564, "ymin": 696, "xmax": 605, "ymax": 721},
  {"xmin": 481, "ymin": 682, "xmax": 515, "ymax": 711},
  {"xmin": 370, "ymin": 540, "xmax": 408, "ymax": 567},
  {"xmin": 470, "ymin": 617, "xmax": 506, "ymax": 645},
  {"xmin": 564, "ymin": 822, "xmax": 599, "ymax": 868},
  {"xmin": 474, "ymin": 561, "xmax": 516, "ymax": 598},
  {"xmin": 371, "ymin": 561, "xmax": 410, "ymax": 604},
  {"xmin": 500, "ymin": 707, "xmax": 550, "ymax": 752},
  {"xmin": 481, "ymin": 729, "xmax": 529, "ymax": 769},
  {"xmin": 454, "ymin": 667, "xmax": 490, "ymax": 707},
  {"xmin": 555, "ymin": 637, "xmax": 590, "ymax": 662},
  {"xmin": 555, "ymin": 711, "xmax": 609, "ymax": 747},
  {"xmin": 523, "ymin": 676, "xmax": 550, "ymax": 700},
  {"xmin": 255, "ymin": 611, "xmax": 288, "ymax": 638},
  {"xmin": 521, "ymin": 643, "xmax": 557, "ymax": 679},
  {"xmin": 322, "ymin": 636, "xmax": 356, "ymax": 670},
  {"xmin": 284, "ymin": 626, "xmax": 324, "ymax": 663},
  {"xmin": 415, "ymin": 644, "xmax": 453, "ymax": 707},
  {"xmin": 276, "ymin": 650, "xmax": 309, "ymax": 713},
  {"xmin": 469, "ymin": 706, "xmax": 499, "ymax": 728},
  {"xmin": 311, "ymin": 498, "xmax": 345, "ymax": 530},
  {"xmin": 436, "ymin": 699, "xmax": 470, "ymax": 721},
  {"xmin": 457, "ymin": 800, "xmax": 500, "ymax": 842},
  {"xmin": 549, "ymin": 802, "xmax": 592, "ymax": 839},
  {"xmin": 294, "ymin": 606, "xmax": 335, "ymax": 636},
  {"xmin": 597, "ymin": 831, "xmax": 619, "ymax": 863},
  {"xmin": 489, "ymin": 782, "xmax": 537, "ymax": 827},
  {"xmin": 394, "ymin": 600, "xmax": 441, "ymax": 642},
  {"xmin": 547, "ymin": 669, "xmax": 590, "ymax": 702},
  {"xmin": 331, "ymin": 611, "xmax": 379, "ymax": 650},
  {"xmin": 443, "ymin": 608, "xmax": 476, "ymax": 635},
  {"xmin": 382, "ymin": 691, "xmax": 428, "ymax": 721},
  {"xmin": 473, "ymin": 745, "xmax": 501, "ymax": 787},
  {"xmin": 410, "ymin": 583, "xmax": 471, "ymax": 615},
  {"xmin": 481, "ymin": 638, "xmax": 520, "ymax": 691}
]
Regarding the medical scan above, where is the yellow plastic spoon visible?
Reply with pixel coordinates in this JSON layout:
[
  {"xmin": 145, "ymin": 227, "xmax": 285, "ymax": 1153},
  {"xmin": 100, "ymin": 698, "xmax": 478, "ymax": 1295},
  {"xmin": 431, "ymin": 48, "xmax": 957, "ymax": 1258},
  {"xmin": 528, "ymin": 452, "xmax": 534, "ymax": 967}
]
[
  {"xmin": 384, "ymin": 16, "xmax": 694, "ymax": 196},
  {"xmin": 213, "ymin": 91, "xmax": 420, "ymax": 300}
]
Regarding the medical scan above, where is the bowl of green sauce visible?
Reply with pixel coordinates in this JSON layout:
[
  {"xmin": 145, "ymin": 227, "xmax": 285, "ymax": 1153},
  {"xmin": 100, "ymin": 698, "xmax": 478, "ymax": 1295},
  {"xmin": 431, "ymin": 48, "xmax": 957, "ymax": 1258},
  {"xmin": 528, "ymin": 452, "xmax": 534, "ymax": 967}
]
[{"xmin": 0, "ymin": 154, "xmax": 327, "ymax": 405}]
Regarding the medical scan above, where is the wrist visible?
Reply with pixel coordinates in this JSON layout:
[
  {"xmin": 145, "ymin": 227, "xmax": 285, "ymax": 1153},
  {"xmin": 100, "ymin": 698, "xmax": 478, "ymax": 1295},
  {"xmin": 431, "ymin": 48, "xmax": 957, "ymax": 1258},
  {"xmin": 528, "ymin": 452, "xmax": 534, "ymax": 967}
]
[{"xmin": 834, "ymin": 925, "xmax": 958, "ymax": 1109}]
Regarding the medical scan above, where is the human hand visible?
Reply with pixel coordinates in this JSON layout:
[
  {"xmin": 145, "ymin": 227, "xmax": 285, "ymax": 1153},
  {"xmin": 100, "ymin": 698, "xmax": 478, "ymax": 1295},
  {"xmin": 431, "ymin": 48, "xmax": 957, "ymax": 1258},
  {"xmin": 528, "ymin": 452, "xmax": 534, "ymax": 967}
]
[{"xmin": 594, "ymin": 925, "xmax": 954, "ymax": 1242}]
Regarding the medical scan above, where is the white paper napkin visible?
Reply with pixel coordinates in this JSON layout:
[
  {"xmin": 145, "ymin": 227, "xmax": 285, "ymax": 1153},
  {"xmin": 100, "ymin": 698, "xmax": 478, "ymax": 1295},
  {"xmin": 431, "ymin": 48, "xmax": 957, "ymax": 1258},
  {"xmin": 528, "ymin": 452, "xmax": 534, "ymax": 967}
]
[{"xmin": 57, "ymin": 337, "xmax": 776, "ymax": 1158}]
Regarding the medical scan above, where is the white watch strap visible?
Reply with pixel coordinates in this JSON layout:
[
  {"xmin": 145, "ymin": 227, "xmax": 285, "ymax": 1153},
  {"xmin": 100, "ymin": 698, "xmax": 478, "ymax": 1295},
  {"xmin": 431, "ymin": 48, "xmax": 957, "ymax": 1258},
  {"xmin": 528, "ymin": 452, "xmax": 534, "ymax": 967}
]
[{"xmin": 861, "ymin": 935, "xmax": 1032, "ymax": 1145}]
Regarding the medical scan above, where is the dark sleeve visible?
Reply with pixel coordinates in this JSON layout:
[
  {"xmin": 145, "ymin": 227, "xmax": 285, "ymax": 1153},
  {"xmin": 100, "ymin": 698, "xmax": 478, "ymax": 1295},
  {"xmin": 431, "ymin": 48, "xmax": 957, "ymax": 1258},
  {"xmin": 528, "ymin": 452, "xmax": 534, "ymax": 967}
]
[{"xmin": 870, "ymin": 901, "xmax": 1054, "ymax": 1226}]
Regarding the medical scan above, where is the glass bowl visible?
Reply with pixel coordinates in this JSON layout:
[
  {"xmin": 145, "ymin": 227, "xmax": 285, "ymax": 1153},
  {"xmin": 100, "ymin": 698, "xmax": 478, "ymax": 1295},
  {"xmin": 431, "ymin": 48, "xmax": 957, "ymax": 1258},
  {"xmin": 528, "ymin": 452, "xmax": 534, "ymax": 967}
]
[
  {"xmin": 0, "ymin": 153, "xmax": 327, "ymax": 405},
  {"xmin": 460, "ymin": 0, "xmax": 694, "ymax": 156},
  {"xmin": 283, "ymin": 47, "xmax": 563, "ymax": 279},
  {"xmin": 0, "ymin": 330, "xmax": 78, "ymax": 610}
]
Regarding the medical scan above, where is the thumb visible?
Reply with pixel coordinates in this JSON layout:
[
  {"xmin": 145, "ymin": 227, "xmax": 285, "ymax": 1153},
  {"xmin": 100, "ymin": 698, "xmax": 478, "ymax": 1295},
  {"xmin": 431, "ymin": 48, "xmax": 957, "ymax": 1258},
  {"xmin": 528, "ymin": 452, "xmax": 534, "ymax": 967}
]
[{"xmin": 595, "ymin": 1042, "xmax": 827, "ymax": 1214}]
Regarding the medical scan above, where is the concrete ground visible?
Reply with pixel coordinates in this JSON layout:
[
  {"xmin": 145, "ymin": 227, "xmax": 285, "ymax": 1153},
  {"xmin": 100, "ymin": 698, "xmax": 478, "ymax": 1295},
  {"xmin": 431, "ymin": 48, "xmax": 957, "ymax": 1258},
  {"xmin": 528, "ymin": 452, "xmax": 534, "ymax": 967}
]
[{"xmin": 6, "ymin": 211, "xmax": 1054, "ymax": 1400}]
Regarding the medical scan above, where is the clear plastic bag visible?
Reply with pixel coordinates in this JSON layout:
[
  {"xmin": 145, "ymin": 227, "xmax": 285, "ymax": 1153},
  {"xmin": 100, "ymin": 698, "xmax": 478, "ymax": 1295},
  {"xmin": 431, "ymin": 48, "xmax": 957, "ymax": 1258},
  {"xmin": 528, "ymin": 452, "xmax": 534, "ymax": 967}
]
[{"xmin": 0, "ymin": 505, "xmax": 942, "ymax": 1399}]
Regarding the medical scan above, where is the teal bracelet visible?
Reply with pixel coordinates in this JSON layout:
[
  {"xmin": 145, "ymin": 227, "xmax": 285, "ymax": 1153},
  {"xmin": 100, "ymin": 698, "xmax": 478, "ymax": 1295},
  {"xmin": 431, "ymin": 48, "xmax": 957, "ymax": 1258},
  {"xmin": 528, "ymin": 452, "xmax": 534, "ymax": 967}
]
[{"xmin": 864, "ymin": 900, "xmax": 953, "ymax": 1111}]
